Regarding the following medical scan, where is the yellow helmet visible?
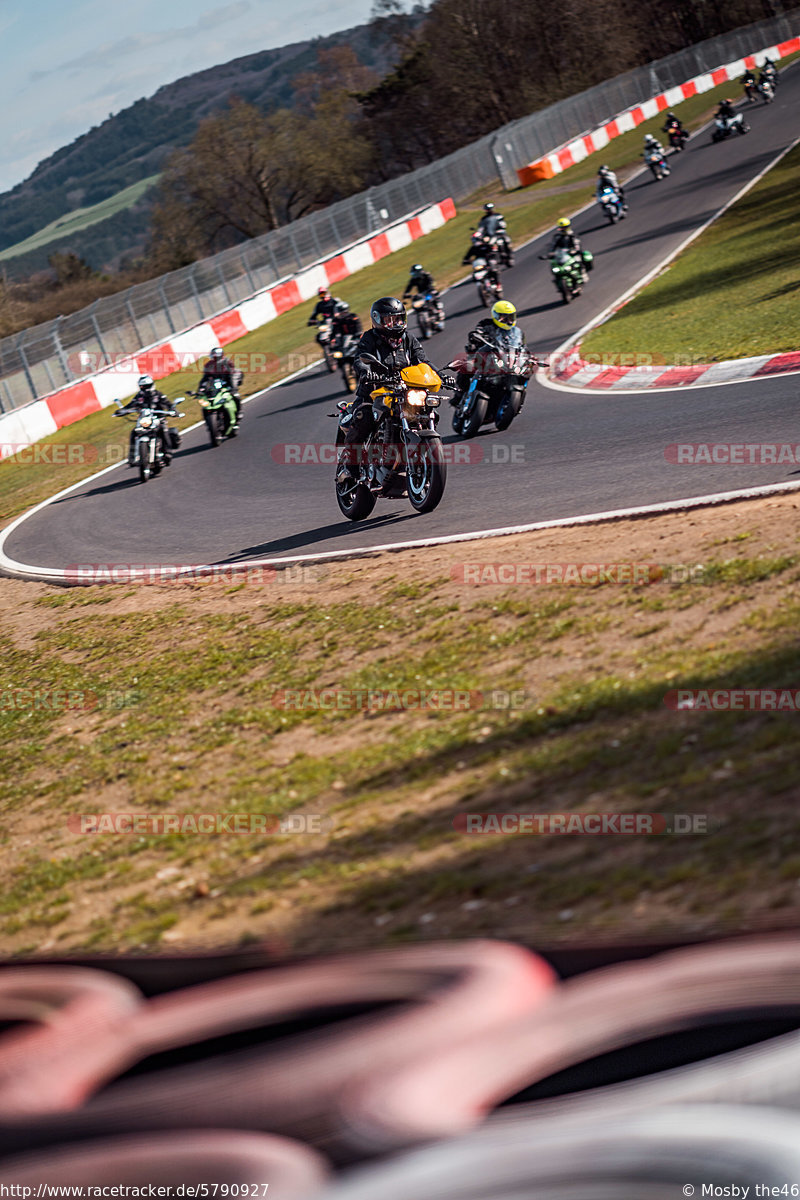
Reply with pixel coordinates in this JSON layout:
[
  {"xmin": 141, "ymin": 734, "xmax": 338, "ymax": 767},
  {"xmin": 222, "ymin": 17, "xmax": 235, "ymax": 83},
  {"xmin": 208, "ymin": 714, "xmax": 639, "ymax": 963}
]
[
  {"xmin": 491, "ymin": 300, "xmax": 517, "ymax": 330},
  {"xmin": 557, "ymin": 217, "xmax": 571, "ymax": 228}
]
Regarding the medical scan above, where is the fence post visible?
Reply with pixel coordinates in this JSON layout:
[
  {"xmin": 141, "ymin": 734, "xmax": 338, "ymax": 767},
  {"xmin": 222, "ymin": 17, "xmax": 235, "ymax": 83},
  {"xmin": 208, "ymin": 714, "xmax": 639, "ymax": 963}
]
[
  {"xmin": 15, "ymin": 334, "xmax": 37, "ymax": 401},
  {"xmin": 52, "ymin": 317, "xmax": 73, "ymax": 385},
  {"xmin": 215, "ymin": 262, "xmax": 233, "ymax": 306},
  {"xmin": 157, "ymin": 281, "xmax": 176, "ymax": 334},
  {"xmin": 124, "ymin": 297, "xmax": 142, "ymax": 346},
  {"xmin": 189, "ymin": 271, "xmax": 205, "ymax": 321},
  {"xmin": 240, "ymin": 247, "xmax": 258, "ymax": 294}
]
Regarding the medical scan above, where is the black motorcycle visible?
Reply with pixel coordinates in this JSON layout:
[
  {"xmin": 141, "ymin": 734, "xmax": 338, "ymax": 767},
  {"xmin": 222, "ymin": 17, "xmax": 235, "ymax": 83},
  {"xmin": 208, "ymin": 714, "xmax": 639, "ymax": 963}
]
[
  {"xmin": 472, "ymin": 257, "xmax": 503, "ymax": 307},
  {"xmin": 333, "ymin": 358, "xmax": 448, "ymax": 521},
  {"xmin": 408, "ymin": 292, "xmax": 445, "ymax": 340},
  {"xmin": 114, "ymin": 402, "xmax": 183, "ymax": 483},
  {"xmin": 666, "ymin": 125, "xmax": 689, "ymax": 151},
  {"xmin": 448, "ymin": 329, "xmax": 540, "ymax": 439},
  {"xmin": 332, "ymin": 329, "xmax": 360, "ymax": 393}
]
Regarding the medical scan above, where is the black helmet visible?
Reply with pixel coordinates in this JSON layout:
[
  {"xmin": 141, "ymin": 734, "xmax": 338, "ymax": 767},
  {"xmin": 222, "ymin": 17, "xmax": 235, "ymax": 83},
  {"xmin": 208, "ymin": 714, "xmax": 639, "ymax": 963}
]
[
  {"xmin": 210, "ymin": 347, "xmax": 224, "ymax": 361},
  {"xmin": 483, "ymin": 202, "xmax": 495, "ymax": 213},
  {"xmin": 137, "ymin": 374, "xmax": 155, "ymax": 392},
  {"xmin": 411, "ymin": 263, "xmax": 423, "ymax": 274},
  {"xmin": 370, "ymin": 296, "xmax": 406, "ymax": 342},
  {"xmin": 598, "ymin": 164, "xmax": 611, "ymax": 174}
]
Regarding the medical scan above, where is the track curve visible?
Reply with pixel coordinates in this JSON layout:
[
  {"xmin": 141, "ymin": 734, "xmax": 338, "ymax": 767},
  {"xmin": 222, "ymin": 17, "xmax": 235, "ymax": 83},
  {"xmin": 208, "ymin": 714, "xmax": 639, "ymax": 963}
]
[{"xmin": 4, "ymin": 73, "xmax": 800, "ymax": 575}]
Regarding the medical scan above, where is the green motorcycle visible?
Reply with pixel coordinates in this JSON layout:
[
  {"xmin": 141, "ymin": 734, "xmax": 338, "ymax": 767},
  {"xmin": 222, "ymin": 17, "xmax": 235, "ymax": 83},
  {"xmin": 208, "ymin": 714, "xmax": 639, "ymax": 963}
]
[
  {"xmin": 540, "ymin": 248, "xmax": 594, "ymax": 303},
  {"xmin": 191, "ymin": 380, "xmax": 239, "ymax": 447}
]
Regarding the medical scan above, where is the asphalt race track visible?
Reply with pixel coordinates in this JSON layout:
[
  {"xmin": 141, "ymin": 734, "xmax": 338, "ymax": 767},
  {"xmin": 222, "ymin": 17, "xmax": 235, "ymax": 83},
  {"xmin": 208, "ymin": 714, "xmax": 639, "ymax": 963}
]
[{"xmin": 5, "ymin": 72, "xmax": 800, "ymax": 573}]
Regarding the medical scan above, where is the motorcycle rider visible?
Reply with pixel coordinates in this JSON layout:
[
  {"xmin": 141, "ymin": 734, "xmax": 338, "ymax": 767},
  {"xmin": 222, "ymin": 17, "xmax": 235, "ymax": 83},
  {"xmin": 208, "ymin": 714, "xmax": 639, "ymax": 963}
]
[
  {"xmin": 477, "ymin": 202, "xmax": 513, "ymax": 266},
  {"xmin": 547, "ymin": 217, "xmax": 590, "ymax": 281},
  {"xmin": 449, "ymin": 300, "xmax": 525, "ymax": 408},
  {"xmin": 338, "ymin": 297, "xmax": 447, "ymax": 480},
  {"xmin": 471, "ymin": 255, "xmax": 503, "ymax": 297},
  {"xmin": 463, "ymin": 203, "xmax": 512, "ymax": 267},
  {"xmin": 199, "ymin": 347, "xmax": 242, "ymax": 427},
  {"xmin": 643, "ymin": 132, "xmax": 667, "ymax": 160},
  {"xmin": 120, "ymin": 375, "xmax": 178, "ymax": 467},
  {"xmin": 662, "ymin": 111, "xmax": 688, "ymax": 146},
  {"xmin": 402, "ymin": 264, "xmax": 445, "ymax": 328},
  {"xmin": 595, "ymin": 165, "xmax": 627, "ymax": 211},
  {"xmin": 716, "ymin": 97, "xmax": 737, "ymax": 122},
  {"xmin": 308, "ymin": 287, "xmax": 347, "ymax": 335},
  {"xmin": 741, "ymin": 67, "xmax": 758, "ymax": 98},
  {"xmin": 758, "ymin": 64, "xmax": 775, "ymax": 94}
]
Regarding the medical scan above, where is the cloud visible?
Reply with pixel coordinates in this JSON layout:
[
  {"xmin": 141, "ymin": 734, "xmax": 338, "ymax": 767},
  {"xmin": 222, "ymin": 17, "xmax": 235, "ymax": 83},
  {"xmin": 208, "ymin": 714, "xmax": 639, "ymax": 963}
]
[{"xmin": 29, "ymin": 1, "xmax": 253, "ymax": 82}]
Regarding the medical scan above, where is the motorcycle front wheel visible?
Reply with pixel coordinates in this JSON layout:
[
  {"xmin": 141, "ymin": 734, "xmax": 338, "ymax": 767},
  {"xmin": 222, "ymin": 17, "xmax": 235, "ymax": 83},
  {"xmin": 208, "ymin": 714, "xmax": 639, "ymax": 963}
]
[
  {"xmin": 558, "ymin": 278, "xmax": 571, "ymax": 304},
  {"xmin": 495, "ymin": 388, "xmax": 523, "ymax": 432},
  {"xmin": 417, "ymin": 310, "xmax": 431, "ymax": 340},
  {"xmin": 138, "ymin": 442, "xmax": 151, "ymax": 483},
  {"xmin": 322, "ymin": 344, "xmax": 337, "ymax": 373},
  {"xmin": 205, "ymin": 411, "xmax": 222, "ymax": 447},
  {"xmin": 406, "ymin": 437, "xmax": 447, "ymax": 513},
  {"xmin": 460, "ymin": 392, "xmax": 488, "ymax": 439},
  {"xmin": 341, "ymin": 362, "xmax": 357, "ymax": 393}
]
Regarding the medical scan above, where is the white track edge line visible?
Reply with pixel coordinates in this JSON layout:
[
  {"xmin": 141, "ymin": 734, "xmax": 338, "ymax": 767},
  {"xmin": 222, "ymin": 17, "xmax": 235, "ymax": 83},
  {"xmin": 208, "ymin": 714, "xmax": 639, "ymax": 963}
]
[{"xmin": 3, "ymin": 481, "xmax": 800, "ymax": 585}]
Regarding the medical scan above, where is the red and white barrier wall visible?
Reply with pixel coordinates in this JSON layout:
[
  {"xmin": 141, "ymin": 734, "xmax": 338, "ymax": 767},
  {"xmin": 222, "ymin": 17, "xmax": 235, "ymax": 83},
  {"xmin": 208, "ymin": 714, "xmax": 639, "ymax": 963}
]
[
  {"xmin": 0, "ymin": 199, "xmax": 456, "ymax": 460},
  {"xmin": 517, "ymin": 38, "xmax": 799, "ymax": 185},
  {"xmin": 550, "ymin": 345, "xmax": 800, "ymax": 390}
]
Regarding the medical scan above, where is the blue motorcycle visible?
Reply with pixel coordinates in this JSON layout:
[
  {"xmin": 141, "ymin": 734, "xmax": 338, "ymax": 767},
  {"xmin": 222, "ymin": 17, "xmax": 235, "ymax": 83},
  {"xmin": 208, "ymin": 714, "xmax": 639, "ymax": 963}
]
[{"xmin": 598, "ymin": 186, "xmax": 625, "ymax": 224}]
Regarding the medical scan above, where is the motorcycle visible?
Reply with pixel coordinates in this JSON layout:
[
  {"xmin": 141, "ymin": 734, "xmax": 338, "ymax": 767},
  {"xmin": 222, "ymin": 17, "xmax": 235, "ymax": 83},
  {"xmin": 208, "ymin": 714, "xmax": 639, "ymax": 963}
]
[
  {"xmin": 312, "ymin": 319, "xmax": 337, "ymax": 372},
  {"xmin": 758, "ymin": 77, "xmax": 775, "ymax": 103},
  {"xmin": 666, "ymin": 125, "xmax": 689, "ymax": 151},
  {"xmin": 539, "ymin": 248, "xmax": 593, "ymax": 304},
  {"xmin": 448, "ymin": 329, "xmax": 540, "ymax": 439},
  {"xmin": 333, "ymin": 359, "xmax": 447, "ymax": 521},
  {"xmin": 645, "ymin": 146, "xmax": 671, "ymax": 180},
  {"xmin": 114, "ymin": 402, "xmax": 183, "ymax": 483},
  {"xmin": 408, "ymin": 292, "xmax": 445, "ymax": 340},
  {"xmin": 331, "ymin": 329, "xmax": 360, "ymax": 394},
  {"xmin": 711, "ymin": 113, "xmax": 749, "ymax": 142},
  {"xmin": 190, "ymin": 380, "xmax": 238, "ymax": 446},
  {"xmin": 743, "ymin": 79, "xmax": 759, "ymax": 102},
  {"xmin": 598, "ymin": 186, "xmax": 625, "ymax": 224},
  {"xmin": 471, "ymin": 257, "xmax": 503, "ymax": 308}
]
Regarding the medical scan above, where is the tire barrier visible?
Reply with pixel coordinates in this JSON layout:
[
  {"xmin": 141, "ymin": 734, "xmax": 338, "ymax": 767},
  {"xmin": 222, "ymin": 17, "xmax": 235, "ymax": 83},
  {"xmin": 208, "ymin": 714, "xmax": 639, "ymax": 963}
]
[
  {"xmin": 0, "ymin": 942, "xmax": 554, "ymax": 1162},
  {"xmin": 0, "ymin": 966, "xmax": 142, "ymax": 1114},
  {"xmin": 314, "ymin": 1105, "xmax": 800, "ymax": 1200},
  {"xmin": 1, "ymin": 937, "xmax": 800, "ymax": 1193}
]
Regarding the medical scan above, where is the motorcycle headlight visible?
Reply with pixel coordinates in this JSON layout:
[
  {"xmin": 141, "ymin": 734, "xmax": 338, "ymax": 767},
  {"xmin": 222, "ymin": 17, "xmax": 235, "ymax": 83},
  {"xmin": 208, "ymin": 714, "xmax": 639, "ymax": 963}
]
[
  {"xmin": 139, "ymin": 416, "xmax": 154, "ymax": 429},
  {"xmin": 406, "ymin": 389, "xmax": 427, "ymax": 405},
  {"xmin": 425, "ymin": 395, "xmax": 440, "ymax": 407}
]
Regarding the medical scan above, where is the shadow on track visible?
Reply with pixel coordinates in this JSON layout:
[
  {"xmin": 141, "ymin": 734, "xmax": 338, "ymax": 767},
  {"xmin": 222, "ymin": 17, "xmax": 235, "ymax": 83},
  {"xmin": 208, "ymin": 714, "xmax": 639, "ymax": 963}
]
[{"xmin": 226, "ymin": 511, "xmax": 421, "ymax": 560}]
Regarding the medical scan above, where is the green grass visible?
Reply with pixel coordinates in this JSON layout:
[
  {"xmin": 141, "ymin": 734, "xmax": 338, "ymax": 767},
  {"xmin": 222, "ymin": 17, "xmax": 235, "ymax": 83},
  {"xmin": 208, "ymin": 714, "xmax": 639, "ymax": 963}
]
[
  {"xmin": 581, "ymin": 116, "xmax": 800, "ymax": 365},
  {"xmin": 0, "ymin": 177, "xmax": 161, "ymax": 263},
  {"xmin": 1, "ymin": 541, "xmax": 800, "ymax": 949}
]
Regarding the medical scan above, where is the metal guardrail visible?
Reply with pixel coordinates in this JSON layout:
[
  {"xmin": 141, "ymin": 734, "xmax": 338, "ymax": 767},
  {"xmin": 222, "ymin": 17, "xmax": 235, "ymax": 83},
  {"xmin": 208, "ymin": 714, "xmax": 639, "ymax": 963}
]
[{"xmin": 1, "ymin": 8, "xmax": 798, "ymax": 412}]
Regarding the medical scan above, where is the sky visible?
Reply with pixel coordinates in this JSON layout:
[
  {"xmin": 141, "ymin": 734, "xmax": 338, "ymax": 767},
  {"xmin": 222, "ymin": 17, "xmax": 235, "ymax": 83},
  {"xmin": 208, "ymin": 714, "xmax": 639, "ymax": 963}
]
[{"xmin": 0, "ymin": 0, "xmax": 375, "ymax": 193}]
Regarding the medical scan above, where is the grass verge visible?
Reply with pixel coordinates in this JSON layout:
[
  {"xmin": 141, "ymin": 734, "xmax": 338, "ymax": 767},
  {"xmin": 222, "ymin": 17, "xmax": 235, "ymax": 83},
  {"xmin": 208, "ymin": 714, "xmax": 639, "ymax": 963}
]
[{"xmin": 1, "ymin": 493, "xmax": 799, "ymax": 955}]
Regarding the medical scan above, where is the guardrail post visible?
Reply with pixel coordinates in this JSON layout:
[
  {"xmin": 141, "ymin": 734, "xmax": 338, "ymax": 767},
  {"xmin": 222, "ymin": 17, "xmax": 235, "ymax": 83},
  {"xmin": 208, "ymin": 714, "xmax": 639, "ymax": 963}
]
[
  {"xmin": 189, "ymin": 271, "xmax": 205, "ymax": 321},
  {"xmin": 123, "ymin": 297, "xmax": 142, "ymax": 346},
  {"xmin": 157, "ymin": 281, "xmax": 176, "ymax": 334},
  {"xmin": 52, "ymin": 317, "xmax": 73, "ymax": 384},
  {"xmin": 15, "ymin": 334, "xmax": 36, "ymax": 401}
]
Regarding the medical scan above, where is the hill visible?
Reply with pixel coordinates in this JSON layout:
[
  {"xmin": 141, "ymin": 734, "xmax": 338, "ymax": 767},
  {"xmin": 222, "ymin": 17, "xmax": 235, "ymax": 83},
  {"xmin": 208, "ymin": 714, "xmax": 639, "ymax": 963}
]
[{"xmin": 0, "ymin": 20, "xmax": 403, "ymax": 271}]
